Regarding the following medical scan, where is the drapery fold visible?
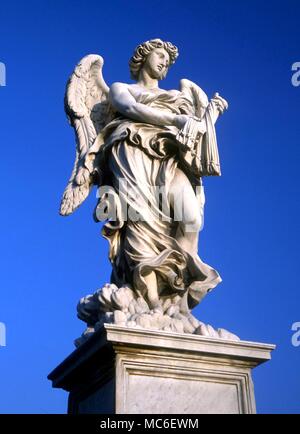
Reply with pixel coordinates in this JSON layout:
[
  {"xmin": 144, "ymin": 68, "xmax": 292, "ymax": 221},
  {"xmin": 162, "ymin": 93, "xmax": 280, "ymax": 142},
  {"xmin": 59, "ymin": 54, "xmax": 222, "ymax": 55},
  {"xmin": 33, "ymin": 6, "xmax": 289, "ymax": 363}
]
[{"xmin": 95, "ymin": 89, "xmax": 221, "ymax": 311}]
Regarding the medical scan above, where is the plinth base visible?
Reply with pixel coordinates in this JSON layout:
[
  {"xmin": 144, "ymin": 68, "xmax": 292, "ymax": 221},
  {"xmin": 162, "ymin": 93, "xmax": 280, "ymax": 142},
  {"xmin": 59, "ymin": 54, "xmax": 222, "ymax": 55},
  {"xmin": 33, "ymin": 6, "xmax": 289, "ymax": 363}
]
[{"xmin": 48, "ymin": 325, "xmax": 275, "ymax": 414}]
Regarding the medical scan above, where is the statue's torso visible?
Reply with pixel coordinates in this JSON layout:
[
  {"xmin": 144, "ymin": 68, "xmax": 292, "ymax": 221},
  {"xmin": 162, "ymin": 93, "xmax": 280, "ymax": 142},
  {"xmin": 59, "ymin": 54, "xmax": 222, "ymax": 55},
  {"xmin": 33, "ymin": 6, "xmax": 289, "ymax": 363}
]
[{"xmin": 123, "ymin": 83, "xmax": 194, "ymax": 115}]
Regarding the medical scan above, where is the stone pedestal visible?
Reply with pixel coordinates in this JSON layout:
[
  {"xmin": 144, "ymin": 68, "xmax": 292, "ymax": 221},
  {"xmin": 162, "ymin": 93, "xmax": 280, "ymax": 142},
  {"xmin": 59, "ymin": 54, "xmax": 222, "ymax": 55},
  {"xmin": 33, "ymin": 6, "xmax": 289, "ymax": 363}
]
[{"xmin": 48, "ymin": 324, "xmax": 275, "ymax": 414}]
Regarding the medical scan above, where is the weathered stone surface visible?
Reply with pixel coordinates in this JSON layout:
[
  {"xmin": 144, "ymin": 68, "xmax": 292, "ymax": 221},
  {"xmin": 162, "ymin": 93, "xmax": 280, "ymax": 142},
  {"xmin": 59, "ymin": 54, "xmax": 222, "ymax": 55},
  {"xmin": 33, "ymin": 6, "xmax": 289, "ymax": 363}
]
[
  {"xmin": 75, "ymin": 283, "xmax": 239, "ymax": 346},
  {"xmin": 48, "ymin": 324, "xmax": 275, "ymax": 414},
  {"xmin": 59, "ymin": 39, "xmax": 234, "ymax": 342}
]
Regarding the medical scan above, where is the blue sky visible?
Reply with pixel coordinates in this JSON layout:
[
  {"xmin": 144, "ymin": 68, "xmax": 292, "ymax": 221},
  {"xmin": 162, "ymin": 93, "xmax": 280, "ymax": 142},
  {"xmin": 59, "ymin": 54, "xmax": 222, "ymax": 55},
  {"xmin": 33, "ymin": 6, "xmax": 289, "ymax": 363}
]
[{"xmin": 0, "ymin": 0, "xmax": 299, "ymax": 414}]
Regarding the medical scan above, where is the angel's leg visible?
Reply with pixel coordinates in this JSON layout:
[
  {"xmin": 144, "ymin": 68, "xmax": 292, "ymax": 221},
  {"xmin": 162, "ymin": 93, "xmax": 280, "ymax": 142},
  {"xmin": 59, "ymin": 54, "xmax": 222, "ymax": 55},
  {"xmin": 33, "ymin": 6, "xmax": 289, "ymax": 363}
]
[
  {"xmin": 169, "ymin": 168, "xmax": 203, "ymax": 255},
  {"xmin": 143, "ymin": 270, "xmax": 162, "ymax": 311}
]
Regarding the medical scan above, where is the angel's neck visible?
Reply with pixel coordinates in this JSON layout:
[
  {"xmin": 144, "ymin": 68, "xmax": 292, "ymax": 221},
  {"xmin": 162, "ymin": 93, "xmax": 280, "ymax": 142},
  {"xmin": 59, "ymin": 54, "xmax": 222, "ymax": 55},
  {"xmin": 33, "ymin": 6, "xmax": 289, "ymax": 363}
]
[{"xmin": 137, "ymin": 70, "xmax": 159, "ymax": 90}]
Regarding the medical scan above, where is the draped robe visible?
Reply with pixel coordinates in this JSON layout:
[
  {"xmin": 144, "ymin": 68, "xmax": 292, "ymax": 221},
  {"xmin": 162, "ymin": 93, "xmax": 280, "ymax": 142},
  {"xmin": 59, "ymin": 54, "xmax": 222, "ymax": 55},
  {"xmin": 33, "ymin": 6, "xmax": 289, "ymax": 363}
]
[{"xmin": 91, "ymin": 88, "xmax": 221, "ymax": 312}]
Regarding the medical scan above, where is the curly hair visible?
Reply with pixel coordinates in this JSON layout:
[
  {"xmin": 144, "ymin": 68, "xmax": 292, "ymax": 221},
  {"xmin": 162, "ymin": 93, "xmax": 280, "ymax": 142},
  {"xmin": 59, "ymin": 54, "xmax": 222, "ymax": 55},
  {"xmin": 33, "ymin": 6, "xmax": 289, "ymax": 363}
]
[{"xmin": 129, "ymin": 38, "xmax": 179, "ymax": 80}]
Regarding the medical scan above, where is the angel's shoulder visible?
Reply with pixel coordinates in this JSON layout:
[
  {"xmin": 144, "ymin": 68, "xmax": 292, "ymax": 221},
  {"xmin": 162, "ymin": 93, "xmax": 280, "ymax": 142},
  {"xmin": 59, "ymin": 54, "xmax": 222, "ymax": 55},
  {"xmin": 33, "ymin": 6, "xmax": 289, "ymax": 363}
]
[
  {"xmin": 109, "ymin": 81, "xmax": 127, "ymax": 93},
  {"xmin": 110, "ymin": 81, "xmax": 129, "ymax": 89},
  {"xmin": 110, "ymin": 81, "xmax": 134, "ymax": 98}
]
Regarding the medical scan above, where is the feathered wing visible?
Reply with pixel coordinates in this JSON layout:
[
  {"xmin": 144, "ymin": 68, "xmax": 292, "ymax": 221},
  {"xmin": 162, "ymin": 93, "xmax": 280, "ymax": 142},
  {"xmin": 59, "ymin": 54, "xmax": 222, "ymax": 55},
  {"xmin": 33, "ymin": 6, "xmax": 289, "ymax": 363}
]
[{"xmin": 60, "ymin": 54, "xmax": 111, "ymax": 216}]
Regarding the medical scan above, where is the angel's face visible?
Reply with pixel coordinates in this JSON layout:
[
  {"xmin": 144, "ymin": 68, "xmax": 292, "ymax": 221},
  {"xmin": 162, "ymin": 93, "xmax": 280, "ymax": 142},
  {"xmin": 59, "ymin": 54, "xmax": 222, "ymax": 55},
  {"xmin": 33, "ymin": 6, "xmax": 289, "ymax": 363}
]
[{"xmin": 143, "ymin": 48, "xmax": 170, "ymax": 80}]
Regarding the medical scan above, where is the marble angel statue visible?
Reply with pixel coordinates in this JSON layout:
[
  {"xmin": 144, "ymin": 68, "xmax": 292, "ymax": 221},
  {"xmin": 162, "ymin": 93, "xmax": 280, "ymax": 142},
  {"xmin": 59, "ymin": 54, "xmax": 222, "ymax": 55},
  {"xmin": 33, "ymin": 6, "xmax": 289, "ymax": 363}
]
[{"xmin": 60, "ymin": 39, "xmax": 238, "ymax": 345}]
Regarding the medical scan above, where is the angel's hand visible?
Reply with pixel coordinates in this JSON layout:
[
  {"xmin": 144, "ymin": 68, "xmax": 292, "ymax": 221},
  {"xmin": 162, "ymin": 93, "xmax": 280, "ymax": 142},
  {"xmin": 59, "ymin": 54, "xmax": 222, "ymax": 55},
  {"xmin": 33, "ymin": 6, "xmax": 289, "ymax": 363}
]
[{"xmin": 210, "ymin": 92, "xmax": 229, "ymax": 114}]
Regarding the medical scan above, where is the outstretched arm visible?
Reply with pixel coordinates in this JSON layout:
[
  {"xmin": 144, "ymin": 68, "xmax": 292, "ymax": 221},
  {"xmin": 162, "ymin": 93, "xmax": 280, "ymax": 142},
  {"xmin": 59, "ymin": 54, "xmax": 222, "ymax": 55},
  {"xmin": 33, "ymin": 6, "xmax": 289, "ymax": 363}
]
[{"xmin": 109, "ymin": 82, "xmax": 188, "ymax": 129}]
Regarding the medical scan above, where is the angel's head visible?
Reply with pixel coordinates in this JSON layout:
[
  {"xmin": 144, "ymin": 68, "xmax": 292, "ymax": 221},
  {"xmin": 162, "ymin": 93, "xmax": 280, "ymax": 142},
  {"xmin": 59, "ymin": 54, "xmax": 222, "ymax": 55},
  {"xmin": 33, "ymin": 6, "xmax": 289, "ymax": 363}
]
[{"xmin": 129, "ymin": 38, "xmax": 178, "ymax": 81}]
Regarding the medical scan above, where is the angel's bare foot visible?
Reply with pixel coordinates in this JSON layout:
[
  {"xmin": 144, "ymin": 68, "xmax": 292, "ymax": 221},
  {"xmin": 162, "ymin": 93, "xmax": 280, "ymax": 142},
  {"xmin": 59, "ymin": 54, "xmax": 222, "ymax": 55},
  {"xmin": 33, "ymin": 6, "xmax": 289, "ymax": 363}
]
[{"xmin": 148, "ymin": 299, "xmax": 163, "ymax": 314}]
